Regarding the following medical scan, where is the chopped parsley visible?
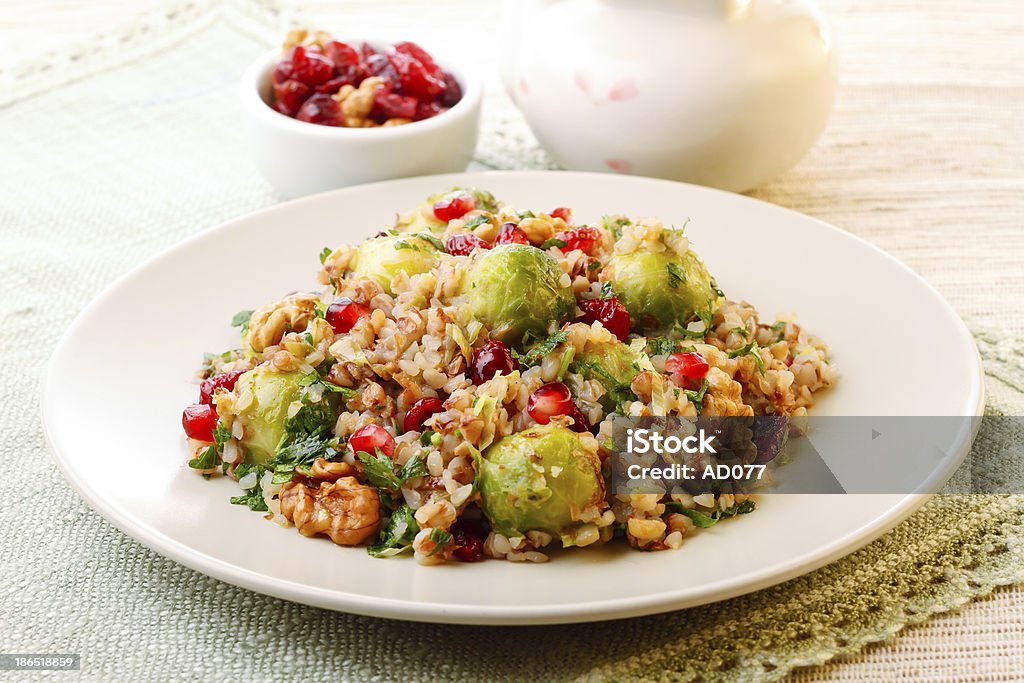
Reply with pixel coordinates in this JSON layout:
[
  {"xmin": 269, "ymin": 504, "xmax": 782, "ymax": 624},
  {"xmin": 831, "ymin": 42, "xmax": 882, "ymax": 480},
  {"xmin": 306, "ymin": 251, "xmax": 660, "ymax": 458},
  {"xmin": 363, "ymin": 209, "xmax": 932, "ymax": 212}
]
[
  {"xmin": 514, "ymin": 330, "xmax": 569, "ymax": 367},
  {"xmin": 731, "ymin": 326, "xmax": 749, "ymax": 338},
  {"xmin": 664, "ymin": 499, "xmax": 756, "ymax": 527},
  {"xmin": 683, "ymin": 378, "xmax": 709, "ymax": 414},
  {"xmin": 188, "ymin": 445, "xmax": 218, "ymax": 470},
  {"xmin": 414, "ymin": 232, "xmax": 445, "ymax": 250},
  {"xmin": 426, "ymin": 528, "xmax": 453, "ymax": 556},
  {"xmin": 357, "ymin": 449, "xmax": 428, "ymax": 490},
  {"xmin": 601, "ymin": 215, "xmax": 631, "ymax": 241},
  {"xmin": 319, "ymin": 247, "xmax": 332, "ymax": 264},
  {"xmin": 728, "ymin": 340, "xmax": 766, "ymax": 376},
  {"xmin": 646, "ymin": 337, "xmax": 681, "ymax": 356},
  {"xmin": 367, "ymin": 505, "xmax": 420, "ymax": 558},
  {"xmin": 666, "ymin": 262, "xmax": 686, "ymax": 289},
  {"xmin": 540, "ymin": 237, "xmax": 568, "ymax": 250},
  {"xmin": 599, "ymin": 281, "xmax": 614, "ymax": 299},
  {"xmin": 230, "ymin": 309, "xmax": 254, "ymax": 335},
  {"xmin": 460, "ymin": 215, "xmax": 491, "ymax": 230},
  {"xmin": 710, "ymin": 277, "xmax": 725, "ymax": 299},
  {"xmin": 229, "ymin": 463, "xmax": 269, "ymax": 512}
]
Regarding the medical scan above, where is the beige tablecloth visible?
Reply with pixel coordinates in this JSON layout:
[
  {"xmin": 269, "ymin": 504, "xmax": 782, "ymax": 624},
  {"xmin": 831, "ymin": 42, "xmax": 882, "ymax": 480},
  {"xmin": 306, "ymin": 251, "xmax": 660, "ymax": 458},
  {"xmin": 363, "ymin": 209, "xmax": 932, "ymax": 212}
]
[{"xmin": 0, "ymin": 0, "xmax": 1021, "ymax": 680}]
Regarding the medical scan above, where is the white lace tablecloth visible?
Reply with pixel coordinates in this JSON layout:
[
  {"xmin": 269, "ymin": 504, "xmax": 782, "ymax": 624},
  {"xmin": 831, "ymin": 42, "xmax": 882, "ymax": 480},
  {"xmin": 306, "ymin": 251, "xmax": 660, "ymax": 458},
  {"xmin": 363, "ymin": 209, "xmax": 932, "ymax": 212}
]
[{"xmin": 1, "ymin": 1, "xmax": 1022, "ymax": 681}]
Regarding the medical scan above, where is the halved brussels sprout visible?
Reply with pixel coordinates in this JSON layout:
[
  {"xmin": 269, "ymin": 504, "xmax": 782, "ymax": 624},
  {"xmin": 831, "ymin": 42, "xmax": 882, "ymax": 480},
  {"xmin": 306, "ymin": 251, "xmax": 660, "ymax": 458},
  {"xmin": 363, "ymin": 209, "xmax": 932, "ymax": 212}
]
[
  {"xmin": 458, "ymin": 244, "xmax": 575, "ymax": 344},
  {"xmin": 605, "ymin": 248, "xmax": 716, "ymax": 333},
  {"xmin": 349, "ymin": 234, "xmax": 440, "ymax": 295},
  {"xmin": 228, "ymin": 366, "xmax": 303, "ymax": 465},
  {"xmin": 477, "ymin": 424, "xmax": 605, "ymax": 540},
  {"xmin": 570, "ymin": 339, "xmax": 640, "ymax": 411}
]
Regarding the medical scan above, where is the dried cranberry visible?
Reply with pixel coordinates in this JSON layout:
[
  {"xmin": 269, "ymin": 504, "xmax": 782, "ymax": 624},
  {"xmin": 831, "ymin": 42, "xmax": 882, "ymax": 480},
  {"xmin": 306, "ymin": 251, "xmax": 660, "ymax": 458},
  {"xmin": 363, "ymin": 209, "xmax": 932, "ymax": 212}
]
[
  {"xmin": 272, "ymin": 59, "xmax": 293, "ymax": 85},
  {"xmin": 296, "ymin": 94, "xmax": 344, "ymax": 126},
  {"xmin": 556, "ymin": 226, "xmax": 602, "ymax": 255},
  {"xmin": 315, "ymin": 76, "xmax": 350, "ymax": 94},
  {"xmin": 550, "ymin": 207, "xmax": 573, "ymax": 225},
  {"xmin": 272, "ymin": 79, "xmax": 312, "ymax": 116},
  {"xmin": 199, "ymin": 369, "xmax": 245, "ymax": 405},
  {"xmin": 527, "ymin": 383, "xmax": 587, "ymax": 432},
  {"xmin": 287, "ymin": 45, "xmax": 334, "ymax": 86},
  {"xmin": 438, "ymin": 71, "xmax": 463, "ymax": 108},
  {"xmin": 325, "ymin": 40, "xmax": 360, "ymax": 70},
  {"xmin": 471, "ymin": 340, "xmax": 517, "ymax": 384},
  {"xmin": 433, "ymin": 193, "xmax": 476, "ymax": 222},
  {"xmin": 393, "ymin": 42, "xmax": 438, "ymax": 69},
  {"xmin": 445, "ymin": 233, "xmax": 490, "ymax": 256},
  {"xmin": 387, "ymin": 49, "xmax": 444, "ymax": 99},
  {"xmin": 403, "ymin": 397, "xmax": 444, "ymax": 433},
  {"xmin": 326, "ymin": 298, "xmax": 371, "ymax": 333},
  {"xmin": 665, "ymin": 351, "xmax": 710, "ymax": 379},
  {"xmin": 365, "ymin": 53, "xmax": 399, "ymax": 87},
  {"xmin": 413, "ymin": 100, "xmax": 448, "ymax": 121},
  {"xmin": 373, "ymin": 86, "xmax": 418, "ymax": 119},
  {"xmin": 182, "ymin": 404, "xmax": 218, "ymax": 442},
  {"xmin": 452, "ymin": 523, "xmax": 484, "ymax": 562},
  {"xmin": 349, "ymin": 423, "xmax": 396, "ymax": 458},
  {"xmin": 578, "ymin": 297, "xmax": 630, "ymax": 342},
  {"xmin": 495, "ymin": 222, "xmax": 529, "ymax": 245}
]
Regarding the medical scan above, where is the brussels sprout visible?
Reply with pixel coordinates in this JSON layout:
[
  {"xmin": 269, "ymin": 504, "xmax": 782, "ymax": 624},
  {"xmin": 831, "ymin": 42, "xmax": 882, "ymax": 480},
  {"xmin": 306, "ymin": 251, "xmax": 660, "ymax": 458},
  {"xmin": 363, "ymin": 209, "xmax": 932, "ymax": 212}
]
[
  {"xmin": 570, "ymin": 340, "xmax": 640, "ymax": 411},
  {"xmin": 230, "ymin": 366, "xmax": 304, "ymax": 465},
  {"xmin": 477, "ymin": 424, "xmax": 605, "ymax": 540},
  {"xmin": 349, "ymin": 234, "xmax": 440, "ymax": 295},
  {"xmin": 458, "ymin": 244, "xmax": 575, "ymax": 344},
  {"xmin": 605, "ymin": 248, "xmax": 716, "ymax": 333}
]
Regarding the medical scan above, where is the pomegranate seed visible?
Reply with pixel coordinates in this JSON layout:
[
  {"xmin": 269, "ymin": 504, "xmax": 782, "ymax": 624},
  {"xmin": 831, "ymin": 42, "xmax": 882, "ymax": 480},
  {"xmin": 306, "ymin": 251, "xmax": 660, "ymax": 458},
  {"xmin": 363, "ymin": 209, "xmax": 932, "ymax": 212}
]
[
  {"xmin": 471, "ymin": 340, "xmax": 517, "ymax": 384},
  {"xmin": 567, "ymin": 403, "xmax": 590, "ymax": 433},
  {"xmin": 403, "ymin": 397, "xmax": 444, "ymax": 433},
  {"xmin": 550, "ymin": 207, "xmax": 573, "ymax": 225},
  {"xmin": 326, "ymin": 298, "xmax": 372, "ymax": 334},
  {"xmin": 287, "ymin": 45, "xmax": 334, "ymax": 86},
  {"xmin": 445, "ymin": 233, "xmax": 491, "ymax": 256},
  {"xmin": 433, "ymin": 193, "xmax": 476, "ymax": 222},
  {"xmin": 182, "ymin": 404, "xmax": 218, "ymax": 441},
  {"xmin": 527, "ymin": 382, "xmax": 587, "ymax": 431},
  {"xmin": 199, "ymin": 369, "xmax": 245, "ymax": 405},
  {"xmin": 373, "ymin": 85, "xmax": 418, "ymax": 119},
  {"xmin": 495, "ymin": 222, "xmax": 529, "ymax": 245},
  {"xmin": 555, "ymin": 226, "xmax": 602, "ymax": 255},
  {"xmin": 577, "ymin": 297, "xmax": 630, "ymax": 342},
  {"xmin": 296, "ymin": 94, "xmax": 344, "ymax": 126},
  {"xmin": 272, "ymin": 79, "xmax": 312, "ymax": 116},
  {"xmin": 349, "ymin": 423, "xmax": 396, "ymax": 458},
  {"xmin": 665, "ymin": 351, "xmax": 710, "ymax": 379},
  {"xmin": 452, "ymin": 523, "xmax": 484, "ymax": 562}
]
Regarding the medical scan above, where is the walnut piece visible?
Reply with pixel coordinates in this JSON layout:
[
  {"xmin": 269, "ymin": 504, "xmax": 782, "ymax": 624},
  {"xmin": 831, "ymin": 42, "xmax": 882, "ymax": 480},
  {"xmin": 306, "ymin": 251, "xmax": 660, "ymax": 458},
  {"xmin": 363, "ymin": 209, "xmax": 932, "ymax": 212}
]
[
  {"xmin": 280, "ymin": 476, "xmax": 380, "ymax": 546},
  {"xmin": 333, "ymin": 77, "xmax": 383, "ymax": 127},
  {"xmin": 246, "ymin": 293, "xmax": 319, "ymax": 352}
]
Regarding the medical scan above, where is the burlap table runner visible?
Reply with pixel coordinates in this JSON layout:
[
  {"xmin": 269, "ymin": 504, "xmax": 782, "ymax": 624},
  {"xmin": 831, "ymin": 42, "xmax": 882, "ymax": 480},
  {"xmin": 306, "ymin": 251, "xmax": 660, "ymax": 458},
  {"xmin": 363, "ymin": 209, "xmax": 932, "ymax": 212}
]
[{"xmin": 1, "ymin": 1, "xmax": 1021, "ymax": 680}]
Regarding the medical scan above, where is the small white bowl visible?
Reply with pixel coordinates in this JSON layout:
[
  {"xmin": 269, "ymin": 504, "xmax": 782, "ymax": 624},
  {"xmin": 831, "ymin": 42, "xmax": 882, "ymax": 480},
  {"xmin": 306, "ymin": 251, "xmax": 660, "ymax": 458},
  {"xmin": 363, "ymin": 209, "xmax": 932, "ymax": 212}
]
[{"xmin": 241, "ymin": 46, "xmax": 482, "ymax": 199}]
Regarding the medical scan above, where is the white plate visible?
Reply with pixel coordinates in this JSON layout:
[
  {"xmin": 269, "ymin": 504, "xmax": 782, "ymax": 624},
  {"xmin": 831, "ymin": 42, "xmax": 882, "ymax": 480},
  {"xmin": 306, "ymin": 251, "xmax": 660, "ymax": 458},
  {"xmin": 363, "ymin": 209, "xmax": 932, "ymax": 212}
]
[{"xmin": 43, "ymin": 172, "xmax": 984, "ymax": 625}]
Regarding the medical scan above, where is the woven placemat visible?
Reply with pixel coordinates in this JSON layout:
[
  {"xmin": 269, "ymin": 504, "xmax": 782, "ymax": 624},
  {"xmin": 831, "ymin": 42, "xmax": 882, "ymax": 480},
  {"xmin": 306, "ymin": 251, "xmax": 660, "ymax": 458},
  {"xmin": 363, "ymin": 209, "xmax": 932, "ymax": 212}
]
[{"xmin": 1, "ymin": 2, "xmax": 1021, "ymax": 680}]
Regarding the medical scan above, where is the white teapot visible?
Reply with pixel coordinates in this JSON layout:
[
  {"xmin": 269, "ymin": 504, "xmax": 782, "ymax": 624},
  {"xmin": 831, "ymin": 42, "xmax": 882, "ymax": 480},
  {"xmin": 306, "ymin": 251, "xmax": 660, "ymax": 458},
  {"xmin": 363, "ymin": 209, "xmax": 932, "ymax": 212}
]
[{"xmin": 501, "ymin": 0, "xmax": 838, "ymax": 192}]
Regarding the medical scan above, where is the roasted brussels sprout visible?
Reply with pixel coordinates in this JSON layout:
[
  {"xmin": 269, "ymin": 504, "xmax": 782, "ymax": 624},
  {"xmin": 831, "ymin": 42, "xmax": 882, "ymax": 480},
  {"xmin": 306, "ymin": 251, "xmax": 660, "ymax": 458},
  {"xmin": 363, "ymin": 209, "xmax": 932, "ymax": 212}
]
[
  {"xmin": 226, "ymin": 366, "xmax": 341, "ymax": 466},
  {"xmin": 477, "ymin": 424, "xmax": 605, "ymax": 541},
  {"xmin": 605, "ymin": 247, "xmax": 716, "ymax": 332},
  {"xmin": 458, "ymin": 244, "xmax": 575, "ymax": 344},
  {"xmin": 228, "ymin": 366, "xmax": 303, "ymax": 465},
  {"xmin": 349, "ymin": 234, "xmax": 440, "ymax": 295}
]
